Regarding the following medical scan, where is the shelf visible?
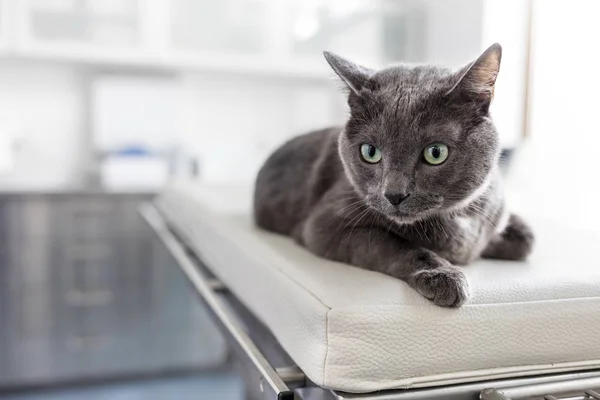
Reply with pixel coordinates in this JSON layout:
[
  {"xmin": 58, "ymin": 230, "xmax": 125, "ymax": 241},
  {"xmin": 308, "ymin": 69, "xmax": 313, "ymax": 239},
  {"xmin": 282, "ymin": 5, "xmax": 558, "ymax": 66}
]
[
  {"xmin": 0, "ymin": 44, "xmax": 333, "ymax": 80},
  {"xmin": 0, "ymin": 0, "xmax": 380, "ymax": 80}
]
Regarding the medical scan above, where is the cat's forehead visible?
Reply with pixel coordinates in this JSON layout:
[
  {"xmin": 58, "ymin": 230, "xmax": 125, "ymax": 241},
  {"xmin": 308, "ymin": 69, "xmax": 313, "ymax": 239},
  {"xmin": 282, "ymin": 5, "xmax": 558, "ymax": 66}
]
[
  {"xmin": 371, "ymin": 65, "xmax": 455, "ymax": 93},
  {"xmin": 362, "ymin": 65, "xmax": 457, "ymax": 124},
  {"xmin": 352, "ymin": 66, "xmax": 462, "ymax": 140}
]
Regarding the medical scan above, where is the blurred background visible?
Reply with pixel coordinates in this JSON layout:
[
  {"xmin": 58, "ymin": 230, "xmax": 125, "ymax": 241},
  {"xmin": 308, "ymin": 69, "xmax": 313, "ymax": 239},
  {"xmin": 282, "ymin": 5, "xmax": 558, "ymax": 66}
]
[{"xmin": 0, "ymin": 0, "xmax": 597, "ymax": 399}]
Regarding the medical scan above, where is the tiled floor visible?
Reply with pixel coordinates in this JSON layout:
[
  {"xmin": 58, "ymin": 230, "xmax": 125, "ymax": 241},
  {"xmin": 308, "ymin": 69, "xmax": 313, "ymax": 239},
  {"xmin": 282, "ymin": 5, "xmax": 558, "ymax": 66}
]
[{"xmin": 0, "ymin": 372, "xmax": 244, "ymax": 400}]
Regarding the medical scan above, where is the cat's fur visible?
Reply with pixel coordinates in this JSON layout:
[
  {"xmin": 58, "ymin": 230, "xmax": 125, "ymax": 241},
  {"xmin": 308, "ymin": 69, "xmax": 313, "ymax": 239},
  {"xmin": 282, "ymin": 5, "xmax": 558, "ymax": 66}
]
[{"xmin": 253, "ymin": 44, "xmax": 534, "ymax": 307}]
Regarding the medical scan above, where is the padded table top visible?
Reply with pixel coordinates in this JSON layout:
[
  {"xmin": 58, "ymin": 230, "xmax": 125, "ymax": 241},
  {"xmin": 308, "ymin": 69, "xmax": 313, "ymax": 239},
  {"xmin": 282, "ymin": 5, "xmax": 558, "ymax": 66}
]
[{"xmin": 156, "ymin": 181, "xmax": 600, "ymax": 393}]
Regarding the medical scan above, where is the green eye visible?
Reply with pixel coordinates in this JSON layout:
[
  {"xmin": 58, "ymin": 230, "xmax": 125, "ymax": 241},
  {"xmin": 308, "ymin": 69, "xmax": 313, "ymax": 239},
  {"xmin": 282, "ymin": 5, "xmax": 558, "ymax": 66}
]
[
  {"xmin": 423, "ymin": 143, "xmax": 449, "ymax": 165},
  {"xmin": 360, "ymin": 144, "xmax": 382, "ymax": 163}
]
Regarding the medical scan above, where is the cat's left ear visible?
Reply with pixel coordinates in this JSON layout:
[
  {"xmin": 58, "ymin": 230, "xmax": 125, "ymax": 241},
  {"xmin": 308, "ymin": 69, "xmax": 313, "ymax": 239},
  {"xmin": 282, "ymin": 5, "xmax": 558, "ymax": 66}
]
[
  {"xmin": 323, "ymin": 51, "xmax": 375, "ymax": 96},
  {"xmin": 447, "ymin": 43, "xmax": 502, "ymax": 110}
]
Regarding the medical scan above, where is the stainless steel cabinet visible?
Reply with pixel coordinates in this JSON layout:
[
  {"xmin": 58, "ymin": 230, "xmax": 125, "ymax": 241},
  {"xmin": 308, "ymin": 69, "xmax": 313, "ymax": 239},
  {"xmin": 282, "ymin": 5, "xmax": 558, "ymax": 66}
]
[{"xmin": 0, "ymin": 192, "xmax": 227, "ymax": 387}]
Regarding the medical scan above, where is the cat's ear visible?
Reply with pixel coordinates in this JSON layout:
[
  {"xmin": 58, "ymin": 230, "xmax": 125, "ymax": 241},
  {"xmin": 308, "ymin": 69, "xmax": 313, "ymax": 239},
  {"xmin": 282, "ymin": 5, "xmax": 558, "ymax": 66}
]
[
  {"xmin": 447, "ymin": 43, "xmax": 502, "ymax": 108},
  {"xmin": 323, "ymin": 51, "xmax": 374, "ymax": 96}
]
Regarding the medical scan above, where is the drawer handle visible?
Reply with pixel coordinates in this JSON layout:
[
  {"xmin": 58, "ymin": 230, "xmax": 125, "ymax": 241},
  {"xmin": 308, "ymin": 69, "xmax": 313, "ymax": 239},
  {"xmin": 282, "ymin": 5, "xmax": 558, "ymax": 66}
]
[
  {"xmin": 66, "ymin": 335, "xmax": 110, "ymax": 350},
  {"xmin": 69, "ymin": 203, "xmax": 114, "ymax": 214},
  {"xmin": 65, "ymin": 244, "xmax": 112, "ymax": 260},
  {"xmin": 65, "ymin": 290, "xmax": 113, "ymax": 307}
]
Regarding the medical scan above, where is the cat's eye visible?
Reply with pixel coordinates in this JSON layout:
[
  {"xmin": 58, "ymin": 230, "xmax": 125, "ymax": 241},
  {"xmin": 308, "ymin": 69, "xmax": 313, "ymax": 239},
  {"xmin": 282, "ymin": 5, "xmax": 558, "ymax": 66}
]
[
  {"xmin": 423, "ymin": 143, "xmax": 449, "ymax": 165},
  {"xmin": 360, "ymin": 144, "xmax": 382, "ymax": 164}
]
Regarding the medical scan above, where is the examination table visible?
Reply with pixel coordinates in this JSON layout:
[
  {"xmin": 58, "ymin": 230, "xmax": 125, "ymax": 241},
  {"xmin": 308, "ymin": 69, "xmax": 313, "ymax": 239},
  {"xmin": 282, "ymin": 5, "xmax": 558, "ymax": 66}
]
[{"xmin": 141, "ymin": 181, "xmax": 600, "ymax": 400}]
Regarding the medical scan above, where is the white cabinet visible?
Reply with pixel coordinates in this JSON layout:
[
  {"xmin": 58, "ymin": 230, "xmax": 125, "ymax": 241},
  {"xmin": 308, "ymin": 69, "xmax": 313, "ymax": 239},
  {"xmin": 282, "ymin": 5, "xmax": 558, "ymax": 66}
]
[
  {"xmin": 17, "ymin": 0, "xmax": 141, "ymax": 48},
  {"xmin": 0, "ymin": 0, "xmax": 11, "ymax": 50},
  {"xmin": 1, "ymin": 0, "xmax": 337, "ymax": 78},
  {"xmin": 0, "ymin": 0, "xmax": 448, "ymax": 78},
  {"xmin": 165, "ymin": 0, "xmax": 424, "ymax": 75},
  {"xmin": 0, "ymin": 0, "xmax": 516, "ymax": 78},
  {"xmin": 170, "ymin": 0, "xmax": 267, "ymax": 56},
  {"xmin": 166, "ymin": 0, "xmax": 329, "ymax": 78}
]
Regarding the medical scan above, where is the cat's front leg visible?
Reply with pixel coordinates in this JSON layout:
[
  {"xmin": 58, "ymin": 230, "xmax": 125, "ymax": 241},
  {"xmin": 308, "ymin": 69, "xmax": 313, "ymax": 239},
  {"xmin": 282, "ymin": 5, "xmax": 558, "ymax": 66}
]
[
  {"xmin": 301, "ymin": 214, "xmax": 469, "ymax": 307},
  {"xmin": 482, "ymin": 213, "xmax": 534, "ymax": 260},
  {"xmin": 406, "ymin": 253, "xmax": 470, "ymax": 307}
]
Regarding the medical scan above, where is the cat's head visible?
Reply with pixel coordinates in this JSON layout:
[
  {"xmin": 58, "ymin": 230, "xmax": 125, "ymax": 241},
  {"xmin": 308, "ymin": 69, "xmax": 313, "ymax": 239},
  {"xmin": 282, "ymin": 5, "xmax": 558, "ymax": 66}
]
[{"xmin": 325, "ymin": 44, "xmax": 502, "ymax": 223}]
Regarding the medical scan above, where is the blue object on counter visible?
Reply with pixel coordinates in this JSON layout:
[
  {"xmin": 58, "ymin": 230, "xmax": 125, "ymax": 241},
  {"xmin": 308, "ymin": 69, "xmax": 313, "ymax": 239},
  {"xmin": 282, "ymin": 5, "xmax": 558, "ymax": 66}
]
[{"xmin": 115, "ymin": 145, "xmax": 152, "ymax": 157}]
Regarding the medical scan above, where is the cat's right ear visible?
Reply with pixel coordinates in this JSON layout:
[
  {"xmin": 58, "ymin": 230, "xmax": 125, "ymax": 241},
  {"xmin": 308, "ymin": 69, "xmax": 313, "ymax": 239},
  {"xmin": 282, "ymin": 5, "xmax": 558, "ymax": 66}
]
[
  {"xmin": 447, "ymin": 43, "xmax": 502, "ymax": 110},
  {"xmin": 323, "ymin": 51, "xmax": 374, "ymax": 96}
]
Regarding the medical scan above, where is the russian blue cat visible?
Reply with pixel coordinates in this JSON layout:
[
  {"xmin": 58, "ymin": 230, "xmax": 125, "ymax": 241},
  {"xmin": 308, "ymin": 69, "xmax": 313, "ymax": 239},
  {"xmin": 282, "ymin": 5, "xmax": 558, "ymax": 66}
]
[{"xmin": 254, "ymin": 44, "xmax": 534, "ymax": 307}]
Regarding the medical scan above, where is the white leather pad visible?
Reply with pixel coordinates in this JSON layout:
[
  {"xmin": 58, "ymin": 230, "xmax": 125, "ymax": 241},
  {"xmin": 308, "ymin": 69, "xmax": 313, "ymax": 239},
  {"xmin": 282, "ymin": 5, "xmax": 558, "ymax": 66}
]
[{"xmin": 156, "ymin": 181, "xmax": 600, "ymax": 393}]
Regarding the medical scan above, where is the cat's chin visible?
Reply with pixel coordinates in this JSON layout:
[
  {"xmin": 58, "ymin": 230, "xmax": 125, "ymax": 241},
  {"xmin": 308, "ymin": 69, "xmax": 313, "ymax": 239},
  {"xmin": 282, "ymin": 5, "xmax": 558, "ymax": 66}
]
[
  {"xmin": 386, "ymin": 210, "xmax": 432, "ymax": 225},
  {"xmin": 365, "ymin": 199, "xmax": 441, "ymax": 225}
]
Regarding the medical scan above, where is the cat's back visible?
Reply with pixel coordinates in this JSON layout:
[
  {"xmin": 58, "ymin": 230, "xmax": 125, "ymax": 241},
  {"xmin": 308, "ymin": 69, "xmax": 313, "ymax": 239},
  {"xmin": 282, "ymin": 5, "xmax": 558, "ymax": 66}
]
[{"xmin": 254, "ymin": 127, "xmax": 341, "ymax": 235}]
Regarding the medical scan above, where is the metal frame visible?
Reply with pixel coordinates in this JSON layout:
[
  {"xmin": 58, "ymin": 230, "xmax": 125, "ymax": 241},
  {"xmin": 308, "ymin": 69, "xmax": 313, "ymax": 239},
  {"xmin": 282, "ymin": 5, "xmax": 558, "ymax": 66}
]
[
  {"xmin": 140, "ymin": 203, "xmax": 298, "ymax": 400},
  {"xmin": 140, "ymin": 203, "xmax": 600, "ymax": 400}
]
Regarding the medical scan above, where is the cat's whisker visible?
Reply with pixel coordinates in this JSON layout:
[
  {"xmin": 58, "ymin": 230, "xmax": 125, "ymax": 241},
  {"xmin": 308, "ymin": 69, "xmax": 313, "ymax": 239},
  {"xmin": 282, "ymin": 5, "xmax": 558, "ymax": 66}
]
[
  {"xmin": 368, "ymin": 212, "xmax": 382, "ymax": 253},
  {"xmin": 334, "ymin": 204, "xmax": 367, "ymax": 234},
  {"xmin": 342, "ymin": 207, "xmax": 370, "ymax": 232},
  {"xmin": 335, "ymin": 198, "xmax": 364, "ymax": 209},
  {"xmin": 412, "ymin": 222, "xmax": 424, "ymax": 241},
  {"xmin": 441, "ymin": 196, "xmax": 498, "ymax": 226},
  {"xmin": 420, "ymin": 220, "xmax": 432, "ymax": 243},
  {"xmin": 426, "ymin": 219, "xmax": 436, "ymax": 242},
  {"xmin": 467, "ymin": 208, "xmax": 495, "ymax": 227},
  {"xmin": 335, "ymin": 199, "xmax": 363, "ymax": 208},
  {"xmin": 319, "ymin": 202, "xmax": 366, "ymax": 234},
  {"xmin": 327, "ymin": 193, "xmax": 359, "ymax": 203},
  {"xmin": 467, "ymin": 204, "xmax": 497, "ymax": 223},
  {"xmin": 435, "ymin": 218, "xmax": 449, "ymax": 239},
  {"xmin": 330, "ymin": 208, "xmax": 365, "ymax": 235},
  {"xmin": 334, "ymin": 196, "xmax": 360, "ymax": 202},
  {"xmin": 346, "ymin": 208, "xmax": 372, "ymax": 243},
  {"xmin": 384, "ymin": 217, "xmax": 395, "ymax": 239},
  {"xmin": 335, "ymin": 201, "xmax": 366, "ymax": 217},
  {"xmin": 330, "ymin": 206, "xmax": 368, "ymax": 255}
]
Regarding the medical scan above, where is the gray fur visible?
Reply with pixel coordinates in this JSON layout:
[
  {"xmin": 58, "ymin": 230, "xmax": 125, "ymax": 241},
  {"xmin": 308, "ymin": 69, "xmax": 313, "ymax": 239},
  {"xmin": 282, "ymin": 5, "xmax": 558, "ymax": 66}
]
[{"xmin": 254, "ymin": 44, "xmax": 534, "ymax": 307}]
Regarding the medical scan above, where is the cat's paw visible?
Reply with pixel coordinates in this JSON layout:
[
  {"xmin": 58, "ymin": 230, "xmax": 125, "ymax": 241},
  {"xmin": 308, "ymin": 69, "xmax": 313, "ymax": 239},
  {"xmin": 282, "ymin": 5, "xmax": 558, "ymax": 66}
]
[
  {"xmin": 483, "ymin": 213, "xmax": 534, "ymax": 261},
  {"xmin": 409, "ymin": 265, "xmax": 470, "ymax": 308},
  {"xmin": 501, "ymin": 214, "xmax": 534, "ymax": 260}
]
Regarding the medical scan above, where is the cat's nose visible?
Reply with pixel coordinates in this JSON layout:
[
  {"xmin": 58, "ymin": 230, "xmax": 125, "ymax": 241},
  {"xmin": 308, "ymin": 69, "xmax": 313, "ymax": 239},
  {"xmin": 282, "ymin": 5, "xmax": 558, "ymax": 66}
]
[{"xmin": 385, "ymin": 192, "xmax": 411, "ymax": 206}]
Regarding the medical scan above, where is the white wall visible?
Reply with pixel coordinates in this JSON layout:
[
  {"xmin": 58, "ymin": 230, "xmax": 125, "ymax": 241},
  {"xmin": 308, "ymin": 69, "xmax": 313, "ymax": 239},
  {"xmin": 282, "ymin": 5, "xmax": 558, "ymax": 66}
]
[
  {"xmin": 482, "ymin": 0, "xmax": 530, "ymax": 148},
  {"xmin": 0, "ymin": 62, "xmax": 85, "ymax": 188},
  {"xmin": 506, "ymin": 0, "xmax": 600, "ymax": 231},
  {"xmin": 425, "ymin": 0, "xmax": 484, "ymax": 67},
  {"xmin": 179, "ymin": 73, "xmax": 343, "ymax": 183}
]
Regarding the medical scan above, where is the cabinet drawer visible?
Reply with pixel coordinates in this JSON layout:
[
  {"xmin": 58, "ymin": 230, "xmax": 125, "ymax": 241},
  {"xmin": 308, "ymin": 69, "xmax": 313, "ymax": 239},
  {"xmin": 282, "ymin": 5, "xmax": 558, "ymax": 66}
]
[
  {"xmin": 4, "ymin": 286, "xmax": 56, "ymax": 340},
  {"xmin": 0, "ymin": 335, "xmax": 152, "ymax": 385},
  {"xmin": 66, "ymin": 302, "xmax": 117, "ymax": 336},
  {"xmin": 0, "ymin": 198, "xmax": 54, "ymax": 238},
  {"xmin": 57, "ymin": 196, "xmax": 154, "ymax": 239},
  {"xmin": 58, "ymin": 199, "xmax": 114, "ymax": 239},
  {"xmin": 0, "ymin": 235, "xmax": 53, "ymax": 288},
  {"xmin": 0, "ymin": 338, "xmax": 85, "ymax": 385},
  {"xmin": 58, "ymin": 239, "xmax": 120, "ymax": 290}
]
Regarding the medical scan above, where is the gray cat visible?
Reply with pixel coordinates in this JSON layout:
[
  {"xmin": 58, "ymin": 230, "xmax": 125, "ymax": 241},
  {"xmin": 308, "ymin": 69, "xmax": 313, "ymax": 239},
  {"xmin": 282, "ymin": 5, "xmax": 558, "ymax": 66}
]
[{"xmin": 253, "ymin": 43, "xmax": 534, "ymax": 307}]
